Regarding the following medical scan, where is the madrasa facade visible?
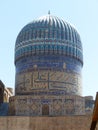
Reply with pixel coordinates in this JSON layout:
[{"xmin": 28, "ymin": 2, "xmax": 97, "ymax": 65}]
[{"xmin": 0, "ymin": 14, "xmax": 95, "ymax": 130}]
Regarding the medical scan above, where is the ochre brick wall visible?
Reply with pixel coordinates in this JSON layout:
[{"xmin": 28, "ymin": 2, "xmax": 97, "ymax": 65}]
[{"xmin": 0, "ymin": 115, "xmax": 92, "ymax": 130}]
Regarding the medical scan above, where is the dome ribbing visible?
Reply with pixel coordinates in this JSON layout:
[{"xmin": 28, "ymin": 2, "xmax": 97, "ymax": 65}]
[{"xmin": 15, "ymin": 15, "xmax": 83, "ymax": 65}]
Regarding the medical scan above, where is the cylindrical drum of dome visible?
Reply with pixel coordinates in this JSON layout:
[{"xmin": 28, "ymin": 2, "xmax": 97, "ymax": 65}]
[{"xmin": 15, "ymin": 15, "xmax": 83, "ymax": 96}]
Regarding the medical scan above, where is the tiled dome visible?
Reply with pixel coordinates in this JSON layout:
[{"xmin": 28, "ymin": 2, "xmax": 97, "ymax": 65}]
[{"xmin": 15, "ymin": 15, "xmax": 83, "ymax": 65}]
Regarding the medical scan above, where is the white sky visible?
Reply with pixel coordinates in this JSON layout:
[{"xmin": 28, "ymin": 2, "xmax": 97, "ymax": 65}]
[{"xmin": 0, "ymin": 0, "xmax": 98, "ymax": 99}]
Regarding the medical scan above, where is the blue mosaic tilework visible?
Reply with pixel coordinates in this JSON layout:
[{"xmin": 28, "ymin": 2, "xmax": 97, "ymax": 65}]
[
  {"xmin": 15, "ymin": 70, "xmax": 82, "ymax": 96},
  {"xmin": 15, "ymin": 15, "xmax": 82, "ymax": 48},
  {"xmin": 17, "ymin": 90, "xmax": 70, "ymax": 96},
  {"xmin": 14, "ymin": 15, "xmax": 83, "ymax": 97},
  {"xmin": 15, "ymin": 15, "xmax": 83, "ymax": 65},
  {"xmin": 15, "ymin": 55, "xmax": 82, "ymax": 74},
  {"xmin": 15, "ymin": 43, "xmax": 83, "ymax": 64},
  {"xmin": 9, "ymin": 95, "xmax": 87, "ymax": 116}
]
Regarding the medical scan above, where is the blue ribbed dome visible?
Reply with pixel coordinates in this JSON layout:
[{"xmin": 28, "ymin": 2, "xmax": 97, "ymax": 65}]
[
  {"xmin": 15, "ymin": 15, "xmax": 83, "ymax": 96},
  {"xmin": 15, "ymin": 15, "xmax": 83, "ymax": 65}
]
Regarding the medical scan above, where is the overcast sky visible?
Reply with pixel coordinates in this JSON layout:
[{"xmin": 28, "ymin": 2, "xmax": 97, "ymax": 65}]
[{"xmin": 0, "ymin": 0, "xmax": 98, "ymax": 99}]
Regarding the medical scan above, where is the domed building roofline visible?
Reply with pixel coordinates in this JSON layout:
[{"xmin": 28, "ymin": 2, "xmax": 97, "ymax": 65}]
[
  {"xmin": 15, "ymin": 14, "xmax": 83, "ymax": 65},
  {"xmin": 16, "ymin": 14, "xmax": 82, "ymax": 44},
  {"xmin": 25, "ymin": 14, "xmax": 80, "ymax": 36}
]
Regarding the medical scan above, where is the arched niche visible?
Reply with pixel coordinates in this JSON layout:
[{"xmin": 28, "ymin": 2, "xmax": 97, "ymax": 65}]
[{"xmin": 42, "ymin": 104, "xmax": 49, "ymax": 116}]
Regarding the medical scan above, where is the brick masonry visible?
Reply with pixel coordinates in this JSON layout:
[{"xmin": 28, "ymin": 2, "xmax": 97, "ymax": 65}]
[{"xmin": 0, "ymin": 115, "xmax": 93, "ymax": 130}]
